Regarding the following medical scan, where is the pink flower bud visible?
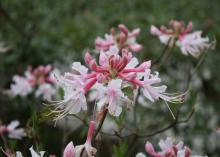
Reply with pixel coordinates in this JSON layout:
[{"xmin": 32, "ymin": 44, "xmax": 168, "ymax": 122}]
[
  {"xmin": 118, "ymin": 24, "xmax": 129, "ymax": 35},
  {"xmin": 86, "ymin": 121, "xmax": 95, "ymax": 145},
  {"xmin": 63, "ymin": 142, "xmax": 74, "ymax": 157},
  {"xmin": 150, "ymin": 25, "xmax": 162, "ymax": 36},
  {"xmin": 85, "ymin": 52, "xmax": 92, "ymax": 65}
]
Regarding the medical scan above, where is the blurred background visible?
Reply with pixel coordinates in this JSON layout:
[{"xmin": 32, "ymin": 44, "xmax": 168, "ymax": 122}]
[{"xmin": 0, "ymin": 0, "xmax": 220, "ymax": 156}]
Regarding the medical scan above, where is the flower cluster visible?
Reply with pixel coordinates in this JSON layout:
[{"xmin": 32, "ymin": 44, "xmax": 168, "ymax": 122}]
[
  {"xmin": 0, "ymin": 120, "xmax": 26, "ymax": 140},
  {"xmin": 136, "ymin": 137, "xmax": 207, "ymax": 157},
  {"xmin": 51, "ymin": 24, "xmax": 184, "ymax": 120},
  {"xmin": 95, "ymin": 24, "xmax": 142, "ymax": 53},
  {"xmin": 151, "ymin": 20, "xmax": 212, "ymax": 57},
  {"xmin": 8, "ymin": 65, "xmax": 57, "ymax": 100}
]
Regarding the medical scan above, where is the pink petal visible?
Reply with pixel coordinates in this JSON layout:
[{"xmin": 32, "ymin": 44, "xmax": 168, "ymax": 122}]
[{"xmin": 63, "ymin": 142, "xmax": 75, "ymax": 157}]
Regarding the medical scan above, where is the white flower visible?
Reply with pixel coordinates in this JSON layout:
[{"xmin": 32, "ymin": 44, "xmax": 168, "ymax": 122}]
[
  {"xmin": 136, "ymin": 152, "xmax": 146, "ymax": 157},
  {"xmin": 0, "ymin": 42, "xmax": 10, "ymax": 53},
  {"xmin": 176, "ymin": 31, "xmax": 211, "ymax": 57},
  {"xmin": 35, "ymin": 83, "xmax": 56, "ymax": 100},
  {"xmin": 158, "ymin": 137, "xmax": 183, "ymax": 155},
  {"xmin": 16, "ymin": 146, "xmax": 45, "ymax": 157},
  {"xmin": 9, "ymin": 76, "xmax": 33, "ymax": 97},
  {"xmin": 93, "ymin": 79, "xmax": 132, "ymax": 117},
  {"xmin": 142, "ymin": 70, "xmax": 183, "ymax": 103},
  {"xmin": 52, "ymin": 84, "xmax": 87, "ymax": 120},
  {"xmin": 6, "ymin": 120, "xmax": 26, "ymax": 140}
]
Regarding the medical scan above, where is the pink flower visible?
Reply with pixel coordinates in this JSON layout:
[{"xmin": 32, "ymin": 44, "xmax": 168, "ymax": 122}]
[
  {"xmin": 63, "ymin": 142, "xmax": 74, "ymax": 157},
  {"xmin": 63, "ymin": 121, "xmax": 97, "ymax": 157},
  {"xmin": 144, "ymin": 137, "xmax": 207, "ymax": 157},
  {"xmin": 150, "ymin": 20, "xmax": 212, "ymax": 57},
  {"xmin": 95, "ymin": 24, "xmax": 142, "ymax": 53}
]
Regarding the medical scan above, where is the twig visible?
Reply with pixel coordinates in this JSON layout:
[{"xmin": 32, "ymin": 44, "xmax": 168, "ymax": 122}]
[
  {"xmin": 122, "ymin": 108, "xmax": 194, "ymax": 138},
  {"xmin": 94, "ymin": 108, "xmax": 108, "ymax": 138},
  {"xmin": 153, "ymin": 38, "xmax": 172, "ymax": 65}
]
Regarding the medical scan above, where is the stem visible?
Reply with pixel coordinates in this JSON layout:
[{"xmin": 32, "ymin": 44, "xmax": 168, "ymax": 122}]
[
  {"xmin": 94, "ymin": 108, "xmax": 108, "ymax": 138},
  {"xmin": 153, "ymin": 38, "xmax": 172, "ymax": 65},
  {"xmin": 0, "ymin": 134, "xmax": 9, "ymax": 149}
]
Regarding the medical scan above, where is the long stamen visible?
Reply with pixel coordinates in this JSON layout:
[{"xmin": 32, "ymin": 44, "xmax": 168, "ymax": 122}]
[{"xmin": 164, "ymin": 101, "xmax": 176, "ymax": 120}]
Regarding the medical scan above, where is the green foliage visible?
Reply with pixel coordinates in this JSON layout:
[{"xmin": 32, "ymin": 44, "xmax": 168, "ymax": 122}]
[
  {"xmin": 112, "ymin": 141, "xmax": 128, "ymax": 157},
  {"xmin": 0, "ymin": 0, "xmax": 220, "ymax": 156}
]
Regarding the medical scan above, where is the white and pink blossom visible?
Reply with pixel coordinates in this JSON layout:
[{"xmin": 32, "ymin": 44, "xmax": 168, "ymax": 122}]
[
  {"xmin": 151, "ymin": 20, "xmax": 212, "ymax": 57},
  {"xmin": 63, "ymin": 121, "xmax": 97, "ymax": 157},
  {"xmin": 7, "ymin": 65, "xmax": 57, "ymax": 99},
  {"xmin": 0, "ymin": 120, "xmax": 26, "ymax": 140},
  {"xmin": 95, "ymin": 24, "xmax": 142, "ymax": 53},
  {"xmin": 8, "ymin": 75, "xmax": 33, "ymax": 97},
  {"xmin": 144, "ymin": 137, "xmax": 207, "ymax": 157},
  {"xmin": 93, "ymin": 79, "xmax": 132, "ymax": 117}
]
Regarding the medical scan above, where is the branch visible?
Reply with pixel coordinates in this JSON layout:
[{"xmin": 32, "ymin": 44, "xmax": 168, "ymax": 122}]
[{"xmin": 94, "ymin": 108, "xmax": 108, "ymax": 138}]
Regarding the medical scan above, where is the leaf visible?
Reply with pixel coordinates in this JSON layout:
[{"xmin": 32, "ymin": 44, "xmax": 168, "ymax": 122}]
[{"xmin": 122, "ymin": 86, "xmax": 134, "ymax": 100}]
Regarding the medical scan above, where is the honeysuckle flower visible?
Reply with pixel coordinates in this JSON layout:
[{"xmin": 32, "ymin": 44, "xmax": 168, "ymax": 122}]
[
  {"xmin": 93, "ymin": 79, "xmax": 132, "ymax": 116},
  {"xmin": 16, "ymin": 146, "xmax": 45, "ymax": 157},
  {"xmin": 151, "ymin": 20, "xmax": 212, "ymax": 57},
  {"xmin": 145, "ymin": 137, "xmax": 207, "ymax": 157},
  {"xmin": 63, "ymin": 121, "xmax": 97, "ymax": 157},
  {"xmin": 0, "ymin": 120, "xmax": 26, "ymax": 140},
  {"xmin": 95, "ymin": 24, "xmax": 142, "ymax": 53},
  {"xmin": 8, "ymin": 75, "xmax": 33, "ymax": 97}
]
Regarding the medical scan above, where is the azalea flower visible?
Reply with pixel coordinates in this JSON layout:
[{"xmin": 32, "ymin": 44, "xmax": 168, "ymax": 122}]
[
  {"xmin": 0, "ymin": 120, "xmax": 26, "ymax": 140},
  {"xmin": 140, "ymin": 69, "xmax": 183, "ymax": 103},
  {"xmin": 8, "ymin": 75, "xmax": 33, "ymax": 97},
  {"xmin": 92, "ymin": 79, "xmax": 132, "ymax": 117},
  {"xmin": 144, "ymin": 137, "xmax": 207, "ymax": 157},
  {"xmin": 16, "ymin": 146, "xmax": 45, "ymax": 157},
  {"xmin": 35, "ymin": 83, "xmax": 57, "ymax": 100},
  {"xmin": 95, "ymin": 24, "xmax": 142, "ymax": 53},
  {"xmin": 7, "ymin": 65, "xmax": 57, "ymax": 98},
  {"xmin": 151, "ymin": 20, "xmax": 212, "ymax": 57},
  {"xmin": 51, "ymin": 24, "xmax": 183, "ymax": 119},
  {"xmin": 176, "ymin": 31, "xmax": 211, "ymax": 57},
  {"xmin": 63, "ymin": 121, "xmax": 97, "ymax": 157}
]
